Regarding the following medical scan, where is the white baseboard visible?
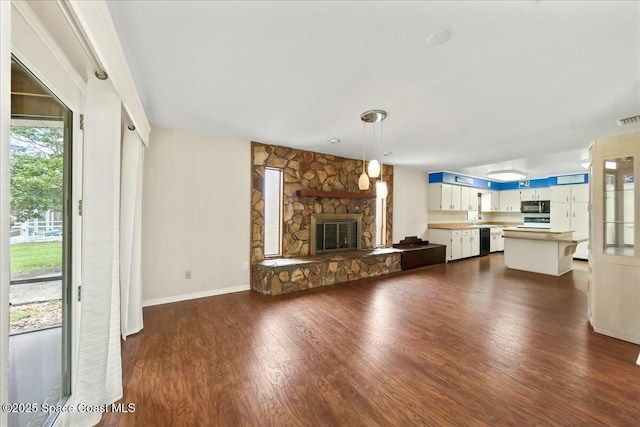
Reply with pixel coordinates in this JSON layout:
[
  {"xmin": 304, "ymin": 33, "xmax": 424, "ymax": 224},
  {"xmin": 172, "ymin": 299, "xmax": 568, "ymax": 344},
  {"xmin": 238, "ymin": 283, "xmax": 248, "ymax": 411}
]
[
  {"xmin": 592, "ymin": 325, "xmax": 640, "ymax": 347},
  {"xmin": 142, "ymin": 284, "xmax": 250, "ymax": 307}
]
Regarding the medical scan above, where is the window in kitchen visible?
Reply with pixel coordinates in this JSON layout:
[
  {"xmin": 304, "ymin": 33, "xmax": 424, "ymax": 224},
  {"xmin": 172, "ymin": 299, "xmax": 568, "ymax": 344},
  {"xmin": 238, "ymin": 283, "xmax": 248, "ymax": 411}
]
[{"xmin": 263, "ymin": 167, "xmax": 283, "ymax": 257}]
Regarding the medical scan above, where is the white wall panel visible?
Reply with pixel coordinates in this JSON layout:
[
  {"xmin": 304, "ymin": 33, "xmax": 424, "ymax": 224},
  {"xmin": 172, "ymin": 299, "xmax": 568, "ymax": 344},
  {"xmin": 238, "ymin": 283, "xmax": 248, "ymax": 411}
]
[
  {"xmin": 142, "ymin": 127, "xmax": 250, "ymax": 305},
  {"xmin": 392, "ymin": 166, "xmax": 429, "ymax": 243}
]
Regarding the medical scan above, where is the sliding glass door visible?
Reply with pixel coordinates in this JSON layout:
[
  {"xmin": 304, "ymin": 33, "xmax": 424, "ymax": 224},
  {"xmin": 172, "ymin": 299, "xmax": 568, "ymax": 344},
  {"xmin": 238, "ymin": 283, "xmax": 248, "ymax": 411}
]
[{"xmin": 8, "ymin": 57, "xmax": 72, "ymax": 427}]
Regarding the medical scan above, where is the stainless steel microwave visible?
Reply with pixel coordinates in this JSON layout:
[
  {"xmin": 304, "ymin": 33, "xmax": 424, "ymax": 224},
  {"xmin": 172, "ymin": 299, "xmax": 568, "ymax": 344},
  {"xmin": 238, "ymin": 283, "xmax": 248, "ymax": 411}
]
[{"xmin": 520, "ymin": 200, "xmax": 550, "ymax": 214}]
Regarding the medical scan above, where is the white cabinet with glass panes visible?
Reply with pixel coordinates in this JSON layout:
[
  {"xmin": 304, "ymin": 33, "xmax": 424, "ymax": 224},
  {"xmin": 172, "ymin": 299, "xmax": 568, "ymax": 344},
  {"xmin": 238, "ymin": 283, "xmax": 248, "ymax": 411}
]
[{"xmin": 589, "ymin": 131, "xmax": 640, "ymax": 346}]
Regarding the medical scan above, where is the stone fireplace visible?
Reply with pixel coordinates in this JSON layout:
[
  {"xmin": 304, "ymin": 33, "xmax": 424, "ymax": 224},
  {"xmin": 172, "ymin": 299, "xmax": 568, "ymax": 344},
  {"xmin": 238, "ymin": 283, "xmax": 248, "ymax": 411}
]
[
  {"xmin": 251, "ymin": 141, "xmax": 397, "ymax": 294},
  {"xmin": 310, "ymin": 213, "xmax": 362, "ymax": 255}
]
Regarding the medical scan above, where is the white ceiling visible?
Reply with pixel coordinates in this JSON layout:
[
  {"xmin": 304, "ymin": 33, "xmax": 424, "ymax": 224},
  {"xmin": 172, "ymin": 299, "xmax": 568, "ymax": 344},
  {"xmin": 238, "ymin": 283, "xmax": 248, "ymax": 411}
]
[{"xmin": 106, "ymin": 0, "xmax": 640, "ymax": 180}]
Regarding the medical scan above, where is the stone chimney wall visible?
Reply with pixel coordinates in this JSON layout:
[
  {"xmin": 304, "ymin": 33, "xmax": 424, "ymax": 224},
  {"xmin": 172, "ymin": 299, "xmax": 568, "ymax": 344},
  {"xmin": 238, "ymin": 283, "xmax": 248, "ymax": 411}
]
[{"xmin": 250, "ymin": 141, "xmax": 393, "ymax": 262}]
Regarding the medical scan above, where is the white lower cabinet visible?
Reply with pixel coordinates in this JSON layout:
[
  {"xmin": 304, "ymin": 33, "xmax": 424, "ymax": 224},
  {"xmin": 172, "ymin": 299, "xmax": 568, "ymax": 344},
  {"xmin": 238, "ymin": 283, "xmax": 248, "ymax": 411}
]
[
  {"xmin": 551, "ymin": 201, "xmax": 589, "ymax": 259},
  {"xmin": 429, "ymin": 228, "xmax": 479, "ymax": 262},
  {"xmin": 450, "ymin": 230, "xmax": 463, "ymax": 260},
  {"xmin": 490, "ymin": 228, "xmax": 504, "ymax": 252},
  {"xmin": 466, "ymin": 229, "xmax": 480, "ymax": 257}
]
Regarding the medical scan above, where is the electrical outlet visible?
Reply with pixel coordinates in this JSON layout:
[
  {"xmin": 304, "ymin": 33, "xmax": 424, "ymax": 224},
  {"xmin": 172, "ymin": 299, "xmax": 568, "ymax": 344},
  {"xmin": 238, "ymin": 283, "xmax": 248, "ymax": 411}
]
[
  {"xmin": 185, "ymin": 270, "xmax": 192, "ymax": 279},
  {"xmin": 243, "ymin": 263, "xmax": 249, "ymax": 271}
]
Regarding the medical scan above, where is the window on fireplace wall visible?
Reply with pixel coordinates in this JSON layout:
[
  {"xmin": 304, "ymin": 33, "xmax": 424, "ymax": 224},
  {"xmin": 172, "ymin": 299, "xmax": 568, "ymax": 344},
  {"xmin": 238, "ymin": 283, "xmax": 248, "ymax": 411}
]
[
  {"xmin": 264, "ymin": 167, "xmax": 283, "ymax": 257},
  {"xmin": 376, "ymin": 194, "xmax": 387, "ymax": 247}
]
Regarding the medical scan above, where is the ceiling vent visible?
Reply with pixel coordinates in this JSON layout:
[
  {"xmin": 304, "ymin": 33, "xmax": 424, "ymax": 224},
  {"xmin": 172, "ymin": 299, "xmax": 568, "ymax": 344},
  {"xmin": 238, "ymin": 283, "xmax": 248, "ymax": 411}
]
[{"xmin": 616, "ymin": 115, "xmax": 640, "ymax": 126}]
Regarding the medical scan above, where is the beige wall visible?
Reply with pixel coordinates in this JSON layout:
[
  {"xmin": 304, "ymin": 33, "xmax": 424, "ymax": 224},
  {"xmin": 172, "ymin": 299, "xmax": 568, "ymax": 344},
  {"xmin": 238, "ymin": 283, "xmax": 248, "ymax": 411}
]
[
  {"xmin": 392, "ymin": 166, "xmax": 429, "ymax": 242},
  {"xmin": 141, "ymin": 126, "xmax": 251, "ymax": 306}
]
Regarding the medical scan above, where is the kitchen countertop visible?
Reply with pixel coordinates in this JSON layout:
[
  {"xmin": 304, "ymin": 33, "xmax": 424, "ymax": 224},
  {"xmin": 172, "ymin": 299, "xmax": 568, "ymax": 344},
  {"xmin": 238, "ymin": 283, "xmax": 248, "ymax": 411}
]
[
  {"xmin": 428, "ymin": 222, "xmax": 520, "ymax": 230},
  {"xmin": 502, "ymin": 228, "xmax": 587, "ymax": 243}
]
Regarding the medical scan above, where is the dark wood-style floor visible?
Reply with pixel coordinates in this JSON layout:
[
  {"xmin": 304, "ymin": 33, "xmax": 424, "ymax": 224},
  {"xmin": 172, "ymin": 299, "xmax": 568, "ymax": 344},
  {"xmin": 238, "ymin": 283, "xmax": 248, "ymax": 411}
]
[{"xmin": 99, "ymin": 254, "xmax": 640, "ymax": 426}]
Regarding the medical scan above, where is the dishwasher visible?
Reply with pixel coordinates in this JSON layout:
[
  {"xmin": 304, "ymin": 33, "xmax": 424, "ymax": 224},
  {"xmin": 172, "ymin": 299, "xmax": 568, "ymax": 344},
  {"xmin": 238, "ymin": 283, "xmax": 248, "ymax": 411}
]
[{"xmin": 479, "ymin": 227, "xmax": 491, "ymax": 256}]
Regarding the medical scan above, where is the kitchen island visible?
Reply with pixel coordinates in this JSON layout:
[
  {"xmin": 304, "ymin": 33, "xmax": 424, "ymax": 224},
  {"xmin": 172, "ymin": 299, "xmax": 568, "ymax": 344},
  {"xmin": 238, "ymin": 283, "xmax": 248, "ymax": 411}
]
[{"xmin": 503, "ymin": 228, "xmax": 587, "ymax": 276}]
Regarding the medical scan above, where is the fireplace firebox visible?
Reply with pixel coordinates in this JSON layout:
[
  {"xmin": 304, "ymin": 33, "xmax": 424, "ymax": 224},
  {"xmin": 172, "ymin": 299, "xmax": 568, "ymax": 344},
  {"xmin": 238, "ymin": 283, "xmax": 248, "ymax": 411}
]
[{"xmin": 310, "ymin": 213, "xmax": 363, "ymax": 255}]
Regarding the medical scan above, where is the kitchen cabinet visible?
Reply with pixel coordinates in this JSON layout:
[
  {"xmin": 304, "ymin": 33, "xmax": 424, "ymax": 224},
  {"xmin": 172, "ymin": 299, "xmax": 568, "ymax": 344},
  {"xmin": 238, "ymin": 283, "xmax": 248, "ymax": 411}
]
[
  {"xmin": 550, "ymin": 184, "xmax": 588, "ymax": 203},
  {"xmin": 429, "ymin": 183, "xmax": 462, "ymax": 211},
  {"xmin": 460, "ymin": 186, "xmax": 479, "ymax": 211},
  {"xmin": 465, "ymin": 229, "xmax": 480, "ymax": 257},
  {"xmin": 429, "ymin": 183, "xmax": 480, "ymax": 211},
  {"xmin": 490, "ymin": 191, "xmax": 500, "ymax": 211},
  {"xmin": 490, "ymin": 228, "xmax": 504, "ymax": 252},
  {"xmin": 589, "ymin": 132, "xmax": 640, "ymax": 345},
  {"xmin": 428, "ymin": 228, "xmax": 479, "ymax": 261},
  {"xmin": 499, "ymin": 189, "xmax": 520, "ymax": 212},
  {"xmin": 450, "ymin": 230, "xmax": 462, "ymax": 260},
  {"xmin": 480, "ymin": 191, "xmax": 500, "ymax": 212},
  {"xmin": 520, "ymin": 187, "xmax": 550, "ymax": 201},
  {"xmin": 550, "ymin": 200, "xmax": 589, "ymax": 259}
]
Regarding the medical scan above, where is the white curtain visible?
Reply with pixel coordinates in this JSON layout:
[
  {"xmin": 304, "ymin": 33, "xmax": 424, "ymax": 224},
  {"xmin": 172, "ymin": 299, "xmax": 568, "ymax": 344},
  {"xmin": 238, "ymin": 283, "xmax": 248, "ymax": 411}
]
[
  {"xmin": 64, "ymin": 76, "xmax": 123, "ymax": 426},
  {"xmin": 0, "ymin": 3, "xmax": 12, "ymax": 426},
  {"xmin": 120, "ymin": 126, "xmax": 144, "ymax": 339}
]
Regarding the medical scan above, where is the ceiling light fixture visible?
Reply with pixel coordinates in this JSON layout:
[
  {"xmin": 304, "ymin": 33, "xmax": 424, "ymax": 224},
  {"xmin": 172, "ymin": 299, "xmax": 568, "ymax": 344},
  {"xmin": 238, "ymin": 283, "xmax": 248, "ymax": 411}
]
[
  {"xmin": 329, "ymin": 138, "xmax": 341, "ymax": 144},
  {"xmin": 360, "ymin": 110, "xmax": 388, "ymax": 197},
  {"xmin": 426, "ymin": 29, "xmax": 451, "ymax": 47},
  {"xmin": 487, "ymin": 170, "xmax": 527, "ymax": 182}
]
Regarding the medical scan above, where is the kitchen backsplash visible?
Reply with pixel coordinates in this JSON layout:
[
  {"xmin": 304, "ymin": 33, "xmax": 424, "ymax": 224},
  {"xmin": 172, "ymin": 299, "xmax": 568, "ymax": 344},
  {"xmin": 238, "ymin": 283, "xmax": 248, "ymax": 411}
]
[{"xmin": 428, "ymin": 210, "xmax": 524, "ymax": 224}]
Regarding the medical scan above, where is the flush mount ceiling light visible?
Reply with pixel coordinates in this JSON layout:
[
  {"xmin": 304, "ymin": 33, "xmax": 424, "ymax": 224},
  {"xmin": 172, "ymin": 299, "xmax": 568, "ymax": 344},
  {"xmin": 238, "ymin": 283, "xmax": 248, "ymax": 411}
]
[
  {"xmin": 426, "ymin": 29, "xmax": 451, "ymax": 47},
  {"xmin": 329, "ymin": 138, "xmax": 341, "ymax": 144},
  {"xmin": 487, "ymin": 170, "xmax": 527, "ymax": 181}
]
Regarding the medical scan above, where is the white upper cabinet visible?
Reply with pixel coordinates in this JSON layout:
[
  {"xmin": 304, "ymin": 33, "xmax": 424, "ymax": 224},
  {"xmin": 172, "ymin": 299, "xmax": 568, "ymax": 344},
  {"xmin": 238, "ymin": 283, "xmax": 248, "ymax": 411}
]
[
  {"xmin": 535, "ymin": 187, "xmax": 550, "ymax": 200},
  {"xmin": 499, "ymin": 189, "xmax": 520, "ymax": 211},
  {"xmin": 430, "ymin": 183, "xmax": 481, "ymax": 211},
  {"xmin": 551, "ymin": 184, "xmax": 588, "ymax": 203},
  {"xmin": 550, "ymin": 185, "xmax": 572, "ymax": 202},
  {"xmin": 520, "ymin": 187, "xmax": 550, "ymax": 201},
  {"xmin": 481, "ymin": 191, "xmax": 500, "ymax": 212},
  {"xmin": 429, "ymin": 183, "xmax": 462, "ymax": 210},
  {"xmin": 460, "ymin": 186, "xmax": 479, "ymax": 211},
  {"xmin": 570, "ymin": 184, "xmax": 589, "ymax": 202}
]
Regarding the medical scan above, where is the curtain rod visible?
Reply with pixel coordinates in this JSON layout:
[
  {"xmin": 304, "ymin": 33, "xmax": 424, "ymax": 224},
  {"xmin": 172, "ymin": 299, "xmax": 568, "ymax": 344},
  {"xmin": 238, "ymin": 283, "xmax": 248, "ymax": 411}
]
[
  {"xmin": 57, "ymin": 1, "xmax": 108, "ymax": 81},
  {"xmin": 57, "ymin": 1, "xmax": 136, "ymax": 131}
]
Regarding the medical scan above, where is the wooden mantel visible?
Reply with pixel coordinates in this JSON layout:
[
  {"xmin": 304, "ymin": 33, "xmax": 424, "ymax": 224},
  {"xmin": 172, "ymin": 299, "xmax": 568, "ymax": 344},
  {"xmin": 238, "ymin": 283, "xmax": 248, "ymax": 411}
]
[{"xmin": 295, "ymin": 190, "xmax": 376, "ymax": 200}]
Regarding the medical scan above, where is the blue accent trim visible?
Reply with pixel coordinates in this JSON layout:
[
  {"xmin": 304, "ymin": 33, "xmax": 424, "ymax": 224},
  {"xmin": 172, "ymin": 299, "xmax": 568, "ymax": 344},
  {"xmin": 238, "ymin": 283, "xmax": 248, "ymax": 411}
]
[
  {"xmin": 428, "ymin": 172, "xmax": 444, "ymax": 183},
  {"xmin": 428, "ymin": 172, "xmax": 589, "ymax": 190},
  {"xmin": 428, "ymin": 171, "xmax": 500, "ymax": 189}
]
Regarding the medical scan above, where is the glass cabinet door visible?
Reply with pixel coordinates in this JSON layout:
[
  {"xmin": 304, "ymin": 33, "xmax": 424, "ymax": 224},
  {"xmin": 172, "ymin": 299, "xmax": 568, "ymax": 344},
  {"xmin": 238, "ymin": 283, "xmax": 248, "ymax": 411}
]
[{"xmin": 603, "ymin": 156, "xmax": 634, "ymax": 256}]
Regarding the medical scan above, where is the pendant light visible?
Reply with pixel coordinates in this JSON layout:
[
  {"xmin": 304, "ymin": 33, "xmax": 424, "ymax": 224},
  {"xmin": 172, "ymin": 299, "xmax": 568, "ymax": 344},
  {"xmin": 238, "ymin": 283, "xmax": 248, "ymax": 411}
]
[
  {"xmin": 360, "ymin": 110, "xmax": 386, "ymax": 181},
  {"xmin": 376, "ymin": 114, "xmax": 388, "ymax": 199},
  {"xmin": 358, "ymin": 119, "xmax": 370, "ymax": 190}
]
